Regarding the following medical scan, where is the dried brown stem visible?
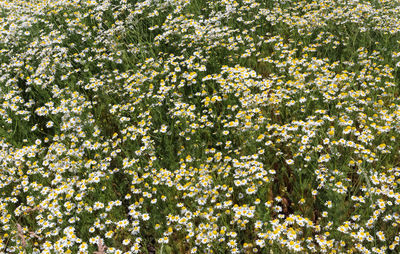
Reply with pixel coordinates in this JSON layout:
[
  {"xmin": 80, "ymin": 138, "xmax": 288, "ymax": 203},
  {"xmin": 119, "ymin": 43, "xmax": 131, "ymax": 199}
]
[{"xmin": 93, "ymin": 238, "xmax": 107, "ymax": 254}]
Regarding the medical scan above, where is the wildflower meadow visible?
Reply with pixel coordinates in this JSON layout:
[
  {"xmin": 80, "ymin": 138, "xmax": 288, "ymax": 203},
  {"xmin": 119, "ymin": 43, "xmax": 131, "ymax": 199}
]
[{"xmin": 2, "ymin": 0, "xmax": 400, "ymax": 253}]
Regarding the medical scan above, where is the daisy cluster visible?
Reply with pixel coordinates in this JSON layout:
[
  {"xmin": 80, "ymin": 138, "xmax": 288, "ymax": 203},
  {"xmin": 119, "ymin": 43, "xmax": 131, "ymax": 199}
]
[{"xmin": 1, "ymin": 0, "xmax": 400, "ymax": 253}]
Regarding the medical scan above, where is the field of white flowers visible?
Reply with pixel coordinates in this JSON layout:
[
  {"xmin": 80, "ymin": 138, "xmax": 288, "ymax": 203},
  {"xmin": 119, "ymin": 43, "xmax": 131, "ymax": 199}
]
[{"xmin": 1, "ymin": 0, "xmax": 400, "ymax": 253}]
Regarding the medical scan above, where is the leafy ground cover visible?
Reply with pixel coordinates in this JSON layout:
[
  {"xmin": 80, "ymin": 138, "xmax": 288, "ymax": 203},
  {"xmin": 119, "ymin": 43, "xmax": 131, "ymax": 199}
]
[{"xmin": 1, "ymin": 0, "xmax": 400, "ymax": 253}]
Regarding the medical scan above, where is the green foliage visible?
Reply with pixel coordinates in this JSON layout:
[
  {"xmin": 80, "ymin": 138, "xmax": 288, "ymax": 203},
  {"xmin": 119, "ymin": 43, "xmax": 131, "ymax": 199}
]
[{"xmin": 2, "ymin": 0, "xmax": 400, "ymax": 253}]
